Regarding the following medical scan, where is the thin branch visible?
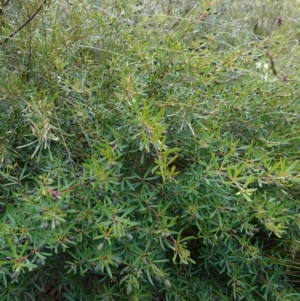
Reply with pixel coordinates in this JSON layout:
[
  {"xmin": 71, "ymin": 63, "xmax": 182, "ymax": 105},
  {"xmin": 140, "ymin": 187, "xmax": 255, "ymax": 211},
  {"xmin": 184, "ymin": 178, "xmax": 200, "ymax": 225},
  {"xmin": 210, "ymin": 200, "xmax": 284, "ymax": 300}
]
[
  {"xmin": 0, "ymin": 0, "xmax": 48, "ymax": 45},
  {"xmin": 265, "ymin": 48, "xmax": 288, "ymax": 82}
]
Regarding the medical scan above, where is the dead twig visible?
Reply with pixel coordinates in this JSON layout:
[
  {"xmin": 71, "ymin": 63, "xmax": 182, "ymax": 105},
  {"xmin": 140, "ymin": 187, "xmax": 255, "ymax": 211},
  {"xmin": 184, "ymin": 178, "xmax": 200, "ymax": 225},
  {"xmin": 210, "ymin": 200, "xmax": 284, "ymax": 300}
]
[
  {"xmin": 265, "ymin": 48, "xmax": 287, "ymax": 82},
  {"xmin": 0, "ymin": 0, "xmax": 48, "ymax": 45}
]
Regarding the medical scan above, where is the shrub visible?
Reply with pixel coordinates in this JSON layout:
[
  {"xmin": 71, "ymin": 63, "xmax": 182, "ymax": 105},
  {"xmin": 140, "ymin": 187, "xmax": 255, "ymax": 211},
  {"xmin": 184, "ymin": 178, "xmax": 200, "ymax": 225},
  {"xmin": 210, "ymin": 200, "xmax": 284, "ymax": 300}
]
[{"xmin": 1, "ymin": 0, "xmax": 300, "ymax": 300}]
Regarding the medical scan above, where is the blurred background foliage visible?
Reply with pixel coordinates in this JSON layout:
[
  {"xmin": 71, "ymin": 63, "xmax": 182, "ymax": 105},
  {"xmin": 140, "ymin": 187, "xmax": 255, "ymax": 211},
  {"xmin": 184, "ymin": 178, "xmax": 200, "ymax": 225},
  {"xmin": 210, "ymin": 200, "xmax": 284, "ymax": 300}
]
[{"xmin": 0, "ymin": 0, "xmax": 300, "ymax": 300}]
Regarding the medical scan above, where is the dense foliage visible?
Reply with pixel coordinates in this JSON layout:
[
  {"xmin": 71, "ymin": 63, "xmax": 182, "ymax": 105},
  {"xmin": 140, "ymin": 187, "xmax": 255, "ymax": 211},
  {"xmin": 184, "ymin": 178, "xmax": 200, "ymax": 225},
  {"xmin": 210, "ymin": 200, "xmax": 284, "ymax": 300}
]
[{"xmin": 1, "ymin": 0, "xmax": 300, "ymax": 300}]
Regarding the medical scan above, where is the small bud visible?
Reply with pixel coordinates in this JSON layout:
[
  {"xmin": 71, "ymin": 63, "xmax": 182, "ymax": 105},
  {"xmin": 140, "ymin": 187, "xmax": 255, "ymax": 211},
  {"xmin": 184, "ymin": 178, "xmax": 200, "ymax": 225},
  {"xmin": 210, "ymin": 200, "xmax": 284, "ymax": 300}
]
[
  {"xmin": 127, "ymin": 233, "xmax": 133, "ymax": 241},
  {"xmin": 195, "ymin": 213, "xmax": 201, "ymax": 220},
  {"xmin": 114, "ymin": 258, "xmax": 121, "ymax": 266},
  {"xmin": 11, "ymin": 272, "xmax": 19, "ymax": 280},
  {"xmin": 164, "ymin": 278, "xmax": 171, "ymax": 289},
  {"xmin": 43, "ymin": 221, "xmax": 49, "ymax": 230},
  {"xmin": 97, "ymin": 242, "xmax": 104, "ymax": 251},
  {"xmin": 94, "ymin": 265, "xmax": 100, "ymax": 272}
]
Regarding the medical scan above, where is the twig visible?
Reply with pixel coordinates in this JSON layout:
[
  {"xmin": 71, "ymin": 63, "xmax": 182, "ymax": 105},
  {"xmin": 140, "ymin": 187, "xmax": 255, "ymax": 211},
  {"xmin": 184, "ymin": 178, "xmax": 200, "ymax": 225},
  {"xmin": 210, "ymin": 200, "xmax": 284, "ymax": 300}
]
[
  {"xmin": 0, "ymin": 0, "xmax": 48, "ymax": 45},
  {"xmin": 265, "ymin": 48, "xmax": 287, "ymax": 82}
]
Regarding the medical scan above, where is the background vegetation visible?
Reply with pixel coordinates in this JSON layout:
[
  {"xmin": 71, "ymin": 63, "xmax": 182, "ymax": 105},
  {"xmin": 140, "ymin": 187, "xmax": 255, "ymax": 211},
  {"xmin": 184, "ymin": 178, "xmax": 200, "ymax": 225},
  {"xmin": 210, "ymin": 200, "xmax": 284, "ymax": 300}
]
[{"xmin": 0, "ymin": 0, "xmax": 300, "ymax": 300}]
